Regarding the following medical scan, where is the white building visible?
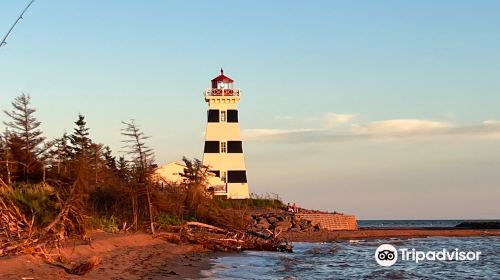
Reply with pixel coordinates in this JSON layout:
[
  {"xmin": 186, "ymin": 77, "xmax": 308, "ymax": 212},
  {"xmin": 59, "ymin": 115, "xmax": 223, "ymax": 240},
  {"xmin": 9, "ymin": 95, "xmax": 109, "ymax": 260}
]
[
  {"xmin": 154, "ymin": 162, "xmax": 185, "ymax": 186},
  {"xmin": 202, "ymin": 70, "xmax": 250, "ymax": 199},
  {"xmin": 154, "ymin": 161, "xmax": 225, "ymax": 189}
]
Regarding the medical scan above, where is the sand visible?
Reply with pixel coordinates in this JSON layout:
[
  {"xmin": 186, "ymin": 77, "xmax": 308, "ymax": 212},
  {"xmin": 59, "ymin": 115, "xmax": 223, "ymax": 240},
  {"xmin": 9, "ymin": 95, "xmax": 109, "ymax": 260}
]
[{"xmin": 0, "ymin": 232, "xmax": 215, "ymax": 280}]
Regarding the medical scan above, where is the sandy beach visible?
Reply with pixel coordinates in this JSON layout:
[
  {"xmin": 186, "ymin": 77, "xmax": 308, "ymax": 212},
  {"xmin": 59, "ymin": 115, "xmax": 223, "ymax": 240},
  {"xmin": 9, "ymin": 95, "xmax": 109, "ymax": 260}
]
[{"xmin": 0, "ymin": 232, "xmax": 215, "ymax": 280}]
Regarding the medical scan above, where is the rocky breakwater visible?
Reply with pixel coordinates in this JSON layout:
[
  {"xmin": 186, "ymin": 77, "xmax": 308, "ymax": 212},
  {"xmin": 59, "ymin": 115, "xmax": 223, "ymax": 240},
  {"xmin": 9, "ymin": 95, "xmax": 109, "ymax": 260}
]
[{"xmin": 249, "ymin": 212, "xmax": 320, "ymax": 234}]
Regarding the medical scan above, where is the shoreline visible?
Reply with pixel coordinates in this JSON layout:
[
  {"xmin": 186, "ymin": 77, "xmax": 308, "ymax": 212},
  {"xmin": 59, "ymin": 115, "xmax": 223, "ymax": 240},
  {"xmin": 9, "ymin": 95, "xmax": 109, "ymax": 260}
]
[{"xmin": 1, "ymin": 228, "xmax": 499, "ymax": 279}]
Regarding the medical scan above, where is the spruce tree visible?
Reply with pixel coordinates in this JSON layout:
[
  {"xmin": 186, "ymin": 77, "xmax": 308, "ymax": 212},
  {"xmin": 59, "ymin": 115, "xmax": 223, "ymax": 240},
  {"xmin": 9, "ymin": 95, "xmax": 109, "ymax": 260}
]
[
  {"xmin": 3, "ymin": 94, "xmax": 45, "ymax": 181},
  {"xmin": 69, "ymin": 114, "xmax": 92, "ymax": 158}
]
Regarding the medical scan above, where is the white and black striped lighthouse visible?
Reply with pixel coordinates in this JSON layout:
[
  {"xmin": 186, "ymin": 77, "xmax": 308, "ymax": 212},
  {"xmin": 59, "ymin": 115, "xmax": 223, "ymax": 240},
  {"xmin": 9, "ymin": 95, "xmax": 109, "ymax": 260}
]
[{"xmin": 203, "ymin": 69, "xmax": 249, "ymax": 199}]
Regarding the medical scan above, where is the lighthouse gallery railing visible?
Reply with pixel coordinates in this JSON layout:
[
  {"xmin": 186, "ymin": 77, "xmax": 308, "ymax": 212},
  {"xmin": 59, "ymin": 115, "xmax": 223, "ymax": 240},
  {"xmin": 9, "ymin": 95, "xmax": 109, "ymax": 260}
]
[{"xmin": 205, "ymin": 89, "xmax": 241, "ymax": 97}]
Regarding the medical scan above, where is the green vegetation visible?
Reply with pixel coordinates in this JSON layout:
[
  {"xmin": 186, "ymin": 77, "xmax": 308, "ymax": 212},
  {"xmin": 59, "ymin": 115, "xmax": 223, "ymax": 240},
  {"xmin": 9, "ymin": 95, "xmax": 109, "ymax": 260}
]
[
  {"xmin": 215, "ymin": 195, "xmax": 285, "ymax": 210},
  {"xmin": 0, "ymin": 183, "xmax": 61, "ymax": 227},
  {"xmin": 155, "ymin": 212, "xmax": 182, "ymax": 229},
  {"xmin": 89, "ymin": 215, "xmax": 120, "ymax": 233}
]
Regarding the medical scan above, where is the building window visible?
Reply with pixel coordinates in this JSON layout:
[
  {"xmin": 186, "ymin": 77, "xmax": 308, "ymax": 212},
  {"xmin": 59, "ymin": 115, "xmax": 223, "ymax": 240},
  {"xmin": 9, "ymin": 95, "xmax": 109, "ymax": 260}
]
[
  {"xmin": 227, "ymin": 141, "xmax": 243, "ymax": 153},
  {"xmin": 204, "ymin": 141, "xmax": 220, "ymax": 153},
  {"xmin": 208, "ymin": 109, "xmax": 219, "ymax": 122},
  {"xmin": 220, "ymin": 141, "xmax": 227, "ymax": 153},
  {"xmin": 227, "ymin": 170, "xmax": 247, "ymax": 183},
  {"xmin": 220, "ymin": 110, "xmax": 226, "ymax": 122},
  {"xmin": 221, "ymin": 171, "xmax": 227, "ymax": 183},
  {"xmin": 227, "ymin": 110, "xmax": 238, "ymax": 122}
]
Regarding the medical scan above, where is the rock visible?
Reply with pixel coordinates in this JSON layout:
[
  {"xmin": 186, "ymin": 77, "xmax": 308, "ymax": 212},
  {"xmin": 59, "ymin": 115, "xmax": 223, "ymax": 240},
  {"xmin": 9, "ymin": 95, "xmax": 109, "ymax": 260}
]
[
  {"xmin": 300, "ymin": 219, "xmax": 311, "ymax": 230},
  {"xmin": 255, "ymin": 223, "xmax": 269, "ymax": 230},
  {"xmin": 267, "ymin": 216, "xmax": 278, "ymax": 224},
  {"xmin": 258, "ymin": 219, "xmax": 270, "ymax": 228},
  {"xmin": 273, "ymin": 221, "xmax": 293, "ymax": 232}
]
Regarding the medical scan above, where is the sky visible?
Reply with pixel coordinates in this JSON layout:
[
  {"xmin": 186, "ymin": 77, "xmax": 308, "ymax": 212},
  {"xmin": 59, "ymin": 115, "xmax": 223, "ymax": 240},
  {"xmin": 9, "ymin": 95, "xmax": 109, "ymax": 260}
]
[{"xmin": 1, "ymin": 1, "xmax": 499, "ymax": 219}]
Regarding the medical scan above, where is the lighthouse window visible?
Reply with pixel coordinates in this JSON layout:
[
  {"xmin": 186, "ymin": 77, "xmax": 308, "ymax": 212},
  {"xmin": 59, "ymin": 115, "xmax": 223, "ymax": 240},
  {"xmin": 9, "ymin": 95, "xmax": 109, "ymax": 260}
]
[
  {"xmin": 221, "ymin": 171, "xmax": 227, "ymax": 183},
  {"xmin": 208, "ymin": 109, "xmax": 219, "ymax": 122},
  {"xmin": 220, "ymin": 141, "xmax": 227, "ymax": 153},
  {"xmin": 204, "ymin": 141, "xmax": 220, "ymax": 153},
  {"xmin": 227, "ymin": 110, "xmax": 238, "ymax": 122},
  {"xmin": 220, "ymin": 111, "xmax": 226, "ymax": 122},
  {"xmin": 227, "ymin": 141, "xmax": 243, "ymax": 153},
  {"xmin": 227, "ymin": 170, "xmax": 247, "ymax": 183}
]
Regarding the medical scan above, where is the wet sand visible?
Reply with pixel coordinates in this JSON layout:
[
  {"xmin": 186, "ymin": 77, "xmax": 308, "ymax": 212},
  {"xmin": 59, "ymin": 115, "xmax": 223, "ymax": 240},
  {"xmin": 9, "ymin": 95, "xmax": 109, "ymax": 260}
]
[
  {"xmin": 284, "ymin": 228, "xmax": 500, "ymax": 242},
  {"xmin": 0, "ymin": 232, "xmax": 216, "ymax": 280}
]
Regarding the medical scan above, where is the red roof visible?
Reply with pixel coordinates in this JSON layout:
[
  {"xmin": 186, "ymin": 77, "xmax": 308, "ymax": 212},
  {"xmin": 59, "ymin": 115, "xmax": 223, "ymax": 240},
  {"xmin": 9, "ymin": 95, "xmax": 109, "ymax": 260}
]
[{"xmin": 211, "ymin": 69, "xmax": 234, "ymax": 83}]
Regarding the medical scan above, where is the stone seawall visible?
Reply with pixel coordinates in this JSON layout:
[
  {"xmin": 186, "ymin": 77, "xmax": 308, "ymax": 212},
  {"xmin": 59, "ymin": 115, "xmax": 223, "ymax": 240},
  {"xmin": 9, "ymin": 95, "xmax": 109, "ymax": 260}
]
[{"xmin": 295, "ymin": 213, "xmax": 358, "ymax": 231}]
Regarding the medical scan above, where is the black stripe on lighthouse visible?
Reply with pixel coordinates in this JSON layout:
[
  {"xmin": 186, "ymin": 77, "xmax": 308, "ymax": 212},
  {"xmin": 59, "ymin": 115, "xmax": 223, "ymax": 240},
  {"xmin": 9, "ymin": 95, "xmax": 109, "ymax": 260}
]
[
  {"xmin": 204, "ymin": 141, "xmax": 220, "ymax": 153},
  {"xmin": 227, "ymin": 170, "xmax": 247, "ymax": 183},
  {"xmin": 227, "ymin": 141, "xmax": 243, "ymax": 153},
  {"xmin": 227, "ymin": 110, "xmax": 238, "ymax": 123},
  {"xmin": 208, "ymin": 109, "xmax": 219, "ymax": 122}
]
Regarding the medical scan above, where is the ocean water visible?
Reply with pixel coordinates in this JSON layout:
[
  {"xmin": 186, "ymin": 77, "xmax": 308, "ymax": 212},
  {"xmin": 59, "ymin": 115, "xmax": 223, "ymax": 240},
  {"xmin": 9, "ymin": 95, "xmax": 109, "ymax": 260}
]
[
  {"xmin": 357, "ymin": 219, "xmax": 467, "ymax": 228},
  {"xmin": 201, "ymin": 221, "xmax": 500, "ymax": 279}
]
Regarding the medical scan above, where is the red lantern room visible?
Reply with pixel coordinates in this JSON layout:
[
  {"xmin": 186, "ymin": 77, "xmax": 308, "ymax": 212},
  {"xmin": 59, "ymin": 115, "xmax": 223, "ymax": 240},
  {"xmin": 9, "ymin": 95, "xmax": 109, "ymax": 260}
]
[{"xmin": 211, "ymin": 68, "xmax": 234, "ymax": 90}]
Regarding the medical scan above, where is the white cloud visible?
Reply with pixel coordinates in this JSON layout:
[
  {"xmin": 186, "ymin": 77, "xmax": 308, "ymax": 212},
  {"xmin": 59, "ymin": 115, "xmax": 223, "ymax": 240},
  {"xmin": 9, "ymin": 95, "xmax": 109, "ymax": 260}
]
[
  {"xmin": 324, "ymin": 113, "xmax": 355, "ymax": 127},
  {"xmin": 351, "ymin": 119, "xmax": 453, "ymax": 136},
  {"xmin": 483, "ymin": 120, "xmax": 500, "ymax": 125},
  {"xmin": 242, "ymin": 128, "xmax": 319, "ymax": 140},
  {"xmin": 243, "ymin": 114, "xmax": 500, "ymax": 143}
]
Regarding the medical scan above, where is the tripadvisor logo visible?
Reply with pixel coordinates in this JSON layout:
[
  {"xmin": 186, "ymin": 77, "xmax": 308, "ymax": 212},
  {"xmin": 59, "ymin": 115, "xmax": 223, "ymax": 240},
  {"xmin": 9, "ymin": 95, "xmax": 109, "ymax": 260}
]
[
  {"xmin": 375, "ymin": 244, "xmax": 482, "ymax": 267},
  {"xmin": 375, "ymin": 244, "xmax": 398, "ymax": 267}
]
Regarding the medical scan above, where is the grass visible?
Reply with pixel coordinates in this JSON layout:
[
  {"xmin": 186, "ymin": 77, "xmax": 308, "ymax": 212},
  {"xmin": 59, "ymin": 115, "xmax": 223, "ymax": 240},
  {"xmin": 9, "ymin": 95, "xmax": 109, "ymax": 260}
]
[
  {"xmin": 155, "ymin": 212, "xmax": 182, "ymax": 229},
  {"xmin": 215, "ymin": 196, "xmax": 285, "ymax": 210},
  {"xmin": 89, "ymin": 215, "xmax": 120, "ymax": 233}
]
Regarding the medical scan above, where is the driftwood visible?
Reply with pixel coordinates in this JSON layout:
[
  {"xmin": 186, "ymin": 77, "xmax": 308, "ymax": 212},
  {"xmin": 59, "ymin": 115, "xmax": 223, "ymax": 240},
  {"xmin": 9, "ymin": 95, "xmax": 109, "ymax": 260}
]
[
  {"xmin": 47, "ymin": 256, "xmax": 101, "ymax": 276},
  {"xmin": 174, "ymin": 221, "xmax": 293, "ymax": 253},
  {"xmin": 1, "ymin": 182, "xmax": 88, "ymax": 259}
]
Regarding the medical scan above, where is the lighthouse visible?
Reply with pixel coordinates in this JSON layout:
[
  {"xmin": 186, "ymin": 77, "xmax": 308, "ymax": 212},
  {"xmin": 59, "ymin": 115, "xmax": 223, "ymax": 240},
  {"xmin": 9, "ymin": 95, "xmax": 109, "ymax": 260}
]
[{"xmin": 203, "ymin": 69, "xmax": 249, "ymax": 199}]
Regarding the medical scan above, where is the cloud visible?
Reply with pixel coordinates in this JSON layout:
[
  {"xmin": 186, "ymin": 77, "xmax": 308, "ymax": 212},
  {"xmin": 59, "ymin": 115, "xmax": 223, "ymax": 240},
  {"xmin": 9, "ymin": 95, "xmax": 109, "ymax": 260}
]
[
  {"xmin": 242, "ymin": 128, "xmax": 320, "ymax": 140},
  {"xmin": 351, "ymin": 119, "xmax": 453, "ymax": 136},
  {"xmin": 483, "ymin": 120, "xmax": 500, "ymax": 125},
  {"xmin": 324, "ymin": 113, "xmax": 355, "ymax": 127},
  {"xmin": 243, "ymin": 116, "xmax": 500, "ymax": 143}
]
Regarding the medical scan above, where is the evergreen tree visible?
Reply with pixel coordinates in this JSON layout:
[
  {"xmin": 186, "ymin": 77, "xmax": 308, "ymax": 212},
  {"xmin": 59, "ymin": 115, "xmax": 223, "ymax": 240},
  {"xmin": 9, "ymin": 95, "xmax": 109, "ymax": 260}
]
[
  {"xmin": 69, "ymin": 114, "xmax": 91, "ymax": 158},
  {"xmin": 102, "ymin": 146, "xmax": 117, "ymax": 173},
  {"xmin": 3, "ymin": 94, "xmax": 45, "ymax": 181},
  {"xmin": 50, "ymin": 133, "xmax": 72, "ymax": 176},
  {"xmin": 117, "ymin": 156, "xmax": 129, "ymax": 182}
]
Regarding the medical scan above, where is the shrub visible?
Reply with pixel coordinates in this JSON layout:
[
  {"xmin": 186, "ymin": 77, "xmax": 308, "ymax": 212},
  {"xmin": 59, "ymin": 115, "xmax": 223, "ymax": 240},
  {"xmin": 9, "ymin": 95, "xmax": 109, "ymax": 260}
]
[
  {"xmin": 1, "ymin": 183, "xmax": 61, "ymax": 227},
  {"xmin": 214, "ymin": 196, "xmax": 285, "ymax": 210},
  {"xmin": 89, "ymin": 215, "xmax": 120, "ymax": 233},
  {"xmin": 156, "ymin": 212, "xmax": 182, "ymax": 229}
]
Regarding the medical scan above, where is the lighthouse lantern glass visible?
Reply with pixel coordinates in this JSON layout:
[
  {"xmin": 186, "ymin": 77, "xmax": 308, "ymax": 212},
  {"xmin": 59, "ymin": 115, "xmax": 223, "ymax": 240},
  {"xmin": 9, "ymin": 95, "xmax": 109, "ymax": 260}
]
[{"xmin": 217, "ymin": 82, "xmax": 232, "ymax": 89}]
